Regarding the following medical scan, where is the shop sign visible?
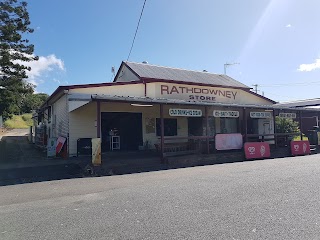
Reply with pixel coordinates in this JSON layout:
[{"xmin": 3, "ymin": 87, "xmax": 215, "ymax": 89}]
[
  {"xmin": 244, "ymin": 142, "xmax": 270, "ymax": 160},
  {"xmin": 159, "ymin": 84, "xmax": 238, "ymax": 103},
  {"xmin": 278, "ymin": 113, "xmax": 297, "ymax": 118},
  {"xmin": 213, "ymin": 110, "xmax": 239, "ymax": 118},
  {"xmin": 169, "ymin": 108, "xmax": 202, "ymax": 117},
  {"xmin": 250, "ymin": 112, "xmax": 271, "ymax": 118},
  {"xmin": 215, "ymin": 133, "xmax": 243, "ymax": 150},
  {"xmin": 290, "ymin": 140, "xmax": 310, "ymax": 156}
]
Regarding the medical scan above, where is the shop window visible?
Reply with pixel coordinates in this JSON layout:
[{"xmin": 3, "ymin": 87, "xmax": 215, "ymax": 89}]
[
  {"xmin": 156, "ymin": 118, "xmax": 177, "ymax": 136},
  {"xmin": 220, "ymin": 118, "xmax": 238, "ymax": 133}
]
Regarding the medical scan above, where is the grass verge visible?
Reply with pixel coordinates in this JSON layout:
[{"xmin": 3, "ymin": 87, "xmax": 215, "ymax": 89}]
[{"xmin": 4, "ymin": 114, "xmax": 33, "ymax": 129}]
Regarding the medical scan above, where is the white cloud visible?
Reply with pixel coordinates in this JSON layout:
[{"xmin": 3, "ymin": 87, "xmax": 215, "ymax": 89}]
[
  {"xmin": 285, "ymin": 24, "xmax": 292, "ymax": 28},
  {"xmin": 298, "ymin": 58, "xmax": 320, "ymax": 72},
  {"xmin": 16, "ymin": 54, "xmax": 65, "ymax": 86}
]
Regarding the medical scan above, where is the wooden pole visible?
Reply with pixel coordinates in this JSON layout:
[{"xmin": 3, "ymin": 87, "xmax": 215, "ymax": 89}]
[
  {"xmin": 160, "ymin": 104, "xmax": 165, "ymax": 159},
  {"xmin": 97, "ymin": 101, "xmax": 101, "ymax": 138},
  {"xmin": 273, "ymin": 109, "xmax": 277, "ymax": 148},
  {"xmin": 243, "ymin": 108, "xmax": 247, "ymax": 142},
  {"xmin": 205, "ymin": 106, "xmax": 209, "ymax": 154},
  {"xmin": 299, "ymin": 110, "xmax": 303, "ymax": 140}
]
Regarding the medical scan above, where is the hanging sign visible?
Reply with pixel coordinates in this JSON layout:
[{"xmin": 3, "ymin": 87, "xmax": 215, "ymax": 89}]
[
  {"xmin": 244, "ymin": 142, "xmax": 271, "ymax": 159},
  {"xmin": 169, "ymin": 108, "xmax": 202, "ymax": 117},
  {"xmin": 250, "ymin": 112, "xmax": 272, "ymax": 118},
  {"xmin": 213, "ymin": 110, "xmax": 239, "ymax": 118},
  {"xmin": 278, "ymin": 113, "xmax": 297, "ymax": 118}
]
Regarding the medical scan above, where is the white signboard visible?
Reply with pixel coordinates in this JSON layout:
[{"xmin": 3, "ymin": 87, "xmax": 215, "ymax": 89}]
[
  {"xmin": 250, "ymin": 112, "xmax": 271, "ymax": 118},
  {"xmin": 279, "ymin": 113, "xmax": 297, "ymax": 119},
  {"xmin": 213, "ymin": 110, "xmax": 239, "ymax": 118},
  {"xmin": 169, "ymin": 108, "xmax": 202, "ymax": 117},
  {"xmin": 47, "ymin": 138, "xmax": 57, "ymax": 157}
]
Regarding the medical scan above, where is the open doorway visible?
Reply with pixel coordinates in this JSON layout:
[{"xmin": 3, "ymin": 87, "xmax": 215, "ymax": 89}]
[{"xmin": 101, "ymin": 112, "xmax": 143, "ymax": 152}]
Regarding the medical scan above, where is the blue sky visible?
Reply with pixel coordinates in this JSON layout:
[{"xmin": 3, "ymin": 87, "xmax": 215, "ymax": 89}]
[{"xmin": 25, "ymin": 0, "xmax": 320, "ymax": 102}]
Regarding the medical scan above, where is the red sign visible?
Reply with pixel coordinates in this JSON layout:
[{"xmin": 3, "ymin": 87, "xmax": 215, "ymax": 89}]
[
  {"xmin": 290, "ymin": 140, "xmax": 310, "ymax": 156},
  {"xmin": 244, "ymin": 142, "xmax": 271, "ymax": 160},
  {"xmin": 56, "ymin": 136, "xmax": 66, "ymax": 154}
]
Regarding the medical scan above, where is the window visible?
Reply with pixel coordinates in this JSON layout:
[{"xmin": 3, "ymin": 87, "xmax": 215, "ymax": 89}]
[
  {"xmin": 220, "ymin": 118, "xmax": 238, "ymax": 133},
  {"xmin": 156, "ymin": 118, "xmax": 177, "ymax": 136}
]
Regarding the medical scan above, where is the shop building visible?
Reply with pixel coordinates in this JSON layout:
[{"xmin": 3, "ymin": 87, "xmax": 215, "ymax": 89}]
[{"xmin": 35, "ymin": 61, "xmax": 320, "ymax": 159}]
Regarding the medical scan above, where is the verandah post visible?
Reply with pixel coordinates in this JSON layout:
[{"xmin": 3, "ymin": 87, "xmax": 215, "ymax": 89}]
[
  {"xmin": 97, "ymin": 101, "xmax": 101, "ymax": 138},
  {"xmin": 160, "ymin": 104, "xmax": 165, "ymax": 160},
  {"xmin": 205, "ymin": 106, "xmax": 209, "ymax": 154}
]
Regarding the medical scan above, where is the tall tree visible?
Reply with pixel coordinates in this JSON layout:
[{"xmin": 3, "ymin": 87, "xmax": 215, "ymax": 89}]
[{"xmin": 0, "ymin": 0, "xmax": 38, "ymax": 119}]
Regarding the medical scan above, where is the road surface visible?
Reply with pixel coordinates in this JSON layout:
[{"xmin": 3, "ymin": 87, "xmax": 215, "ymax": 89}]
[{"xmin": 1, "ymin": 154, "xmax": 320, "ymax": 239}]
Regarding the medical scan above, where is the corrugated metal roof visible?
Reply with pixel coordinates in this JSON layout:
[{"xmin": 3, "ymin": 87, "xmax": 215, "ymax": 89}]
[
  {"xmin": 274, "ymin": 98, "xmax": 320, "ymax": 108},
  {"xmin": 125, "ymin": 61, "xmax": 250, "ymax": 89},
  {"xmin": 91, "ymin": 94, "xmax": 320, "ymax": 112}
]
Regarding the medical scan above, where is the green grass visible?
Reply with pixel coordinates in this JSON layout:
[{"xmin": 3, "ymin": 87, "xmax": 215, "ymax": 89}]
[{"xmin": 4, "ymin": 114, "xmax": 33, "ymax": 129}]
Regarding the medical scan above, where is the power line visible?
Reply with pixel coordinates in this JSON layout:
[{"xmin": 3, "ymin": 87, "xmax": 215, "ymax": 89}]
[
  {"xmin": 257, "ymin": 81, "xmax": 320, "ymax": 87},
  {"xmin": 127, "ymin": 0, "xmax": 147, "ymax": 61}
]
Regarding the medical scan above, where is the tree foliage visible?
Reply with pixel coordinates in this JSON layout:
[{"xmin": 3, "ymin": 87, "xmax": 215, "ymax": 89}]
[
  {"xmin": 20, "ymin": 93, "xmax": 49, "ymax": 113},
  {"xmin": 0, "ymin": 0, "xmax": 38, "ymax": 119},
  {"xmin": 275, "ymin": 117, "xmax": 300, "ymax": 133}
]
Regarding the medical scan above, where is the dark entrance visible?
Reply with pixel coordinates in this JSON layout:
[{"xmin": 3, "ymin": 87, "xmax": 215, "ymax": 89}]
[{"xmin": 101, "ymin": 112, "xmax": 143, "ymax": 152}]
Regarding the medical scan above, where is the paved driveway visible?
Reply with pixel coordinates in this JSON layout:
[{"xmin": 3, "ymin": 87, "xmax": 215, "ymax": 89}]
[{"xmin": 1, "ymin": 154, "xmax": 320, "ymax": 239}]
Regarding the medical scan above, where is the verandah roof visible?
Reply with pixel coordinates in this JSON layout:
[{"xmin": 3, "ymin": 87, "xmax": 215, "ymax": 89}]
[{"xmin": 86, "ymin": 94, "xmax": 320, "ymax": 112}]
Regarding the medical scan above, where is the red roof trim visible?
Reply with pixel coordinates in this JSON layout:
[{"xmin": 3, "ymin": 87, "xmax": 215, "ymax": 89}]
[
  {"xmin": 141, "ymin": 77, "xmax": 251, "ymax": 91},
  {"xmin": 243, "ymin": 89, "xmax": 277, "ymax": 104}
]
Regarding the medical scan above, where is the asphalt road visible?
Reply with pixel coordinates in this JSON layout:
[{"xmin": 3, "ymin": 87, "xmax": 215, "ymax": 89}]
[{"xmin": 1, "ymin": 154, "xmax": 320, "ymax": 240}]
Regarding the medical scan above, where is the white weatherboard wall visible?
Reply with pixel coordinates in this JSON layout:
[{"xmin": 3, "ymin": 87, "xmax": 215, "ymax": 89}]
[
  {"xmin": 52, "ymin": 94, "xmax": 69, "ymax": 138},
  {"xmin": 114, "ymin": 65, "xmax": 140, "ymax": 82}
]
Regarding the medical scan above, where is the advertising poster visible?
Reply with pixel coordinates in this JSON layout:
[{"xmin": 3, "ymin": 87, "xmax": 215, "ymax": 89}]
[
  {"xmin": 92, "ymin": 138, "xmax": 101, "ymax": 166},
  {"xmin": 47, "ymin": 138, "xmax": 57, "ymax": 157},
  {"xmin": 215, "ymin": 133, "xmax": 243, "ymax": 150}
]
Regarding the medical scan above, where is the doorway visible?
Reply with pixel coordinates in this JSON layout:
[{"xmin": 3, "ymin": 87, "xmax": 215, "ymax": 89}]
[{"xmin": 101, "ymin": 112, "xmax": 143, "ymax": 152}]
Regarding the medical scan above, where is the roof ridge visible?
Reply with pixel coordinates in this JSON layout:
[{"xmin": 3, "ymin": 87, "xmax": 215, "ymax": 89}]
[{"xmin": 125, "ymin": 61, "xmax": 223, "ymax": 76}]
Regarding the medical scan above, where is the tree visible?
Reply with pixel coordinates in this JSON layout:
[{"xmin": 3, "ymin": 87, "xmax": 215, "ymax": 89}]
[
  {"xmin": 0, "ymin": 0, "xmax": 38, "ymax": 119},
  {"xmin": 275, "ymin": 117, "xmax": 300, "ymax": 133},
  {"xmin": 20, "ymin": 93, "xmax": 49, "ymax": 113}
]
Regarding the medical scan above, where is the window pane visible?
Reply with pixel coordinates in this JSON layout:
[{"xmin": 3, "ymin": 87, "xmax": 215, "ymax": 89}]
[{"xmin": 156, "ymin": 118, "xmax": 177, "ymax": 136}]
